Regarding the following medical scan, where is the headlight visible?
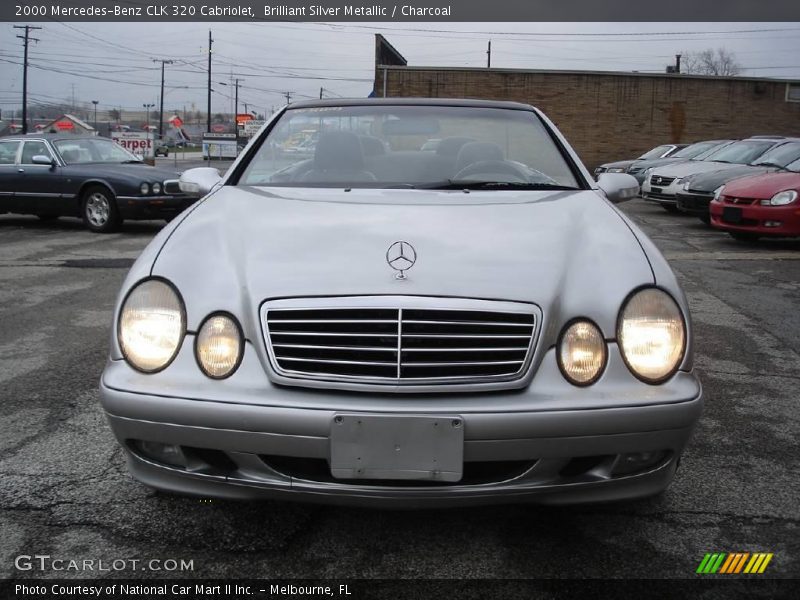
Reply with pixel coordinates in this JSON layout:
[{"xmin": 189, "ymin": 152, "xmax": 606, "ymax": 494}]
[
  {"xmin": 152, "ymin": 182, "xmax": 162, "ymax": 194},
  {"xmin": 644, "ymin": 168, "xmax": 653, "ymax": 175},
  {"xmin": 558, "ymin": 320, "xmax": 607, "ymax": 386},
  {"xmin": 118, "ymin": 279, "xmax": 185, "ymax": 373},
  {"xmin": 763, "ymin": 190, "xmax": 798, "ymax": 206},
  {"xmin": 618, "ymin": 288, "xmax": 686, "ymax": 384},
  {"xmin": 607, "ymin": 167, "xmax": 625, "ymax": 173},
  {"xmin": 713, "ymin": 186, "xmax": 725, "ymax": 201},
  {"xmin": 139, "ymin": 182, "xmax": 150, "ymax": 195},
  {"xmin": 195, "ymin": 313, "xmax": 243, "ymax": 378}
]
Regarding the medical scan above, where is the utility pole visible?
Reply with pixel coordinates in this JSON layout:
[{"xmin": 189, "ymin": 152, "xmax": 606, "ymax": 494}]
[
  {"xmin": 487, "ymin": 40, "xmax": 491, "ymax": 68},
  {"xmin": 14, "ymin": 25, "xmax": 41, "ymax": 134},
  {"xmin": 91, "ymin": 100, "xmax": 99, "ymax": 132},
  {"xmin": 207, "ymin": 30, "xmax": 213, "ymax": 133},
  {"xmin": 284, "ymin": 92, "xmax": 293, "ymax": 105},
  {"xmin": 154, "ymin": 59, "xmax": 174, "ymax": 139},
  {"xmin": 320, "ymin": 87, "xmax": 324, "ymax": 99},
  {"xmin": 233, "ymin": 78, "xmax": 242, "ymax": 116}
]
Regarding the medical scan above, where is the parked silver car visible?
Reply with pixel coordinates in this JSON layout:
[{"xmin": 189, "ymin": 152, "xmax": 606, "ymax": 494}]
[{"xmin": 100, "ymin": 99, "xmax": 701, "ymax": 507}]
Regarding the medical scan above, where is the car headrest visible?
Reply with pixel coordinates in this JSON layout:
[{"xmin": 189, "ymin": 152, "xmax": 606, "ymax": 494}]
[
  {"xmin": 454, "ymin": 142, "xmax": 505, "ymax": 173},
  {"xmin": 435, "ymin": 136, "xmax": 476, "ymax": 157},
  {"xmin": 314, "ymin": 131, "xmax": 365, "ymax": 170},
  {"xmin": 60, "ymin": 149, "xmax": 80, "ymax": 163},
  {"xmin": 359, "ymin": 135, "xmax": 385, "ymax": 156}
]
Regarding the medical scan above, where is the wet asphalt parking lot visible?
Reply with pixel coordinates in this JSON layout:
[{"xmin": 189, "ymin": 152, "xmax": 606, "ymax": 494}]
[{"xmin": 0, "ymin": 195, "xmax": 798, "ymax": 585}]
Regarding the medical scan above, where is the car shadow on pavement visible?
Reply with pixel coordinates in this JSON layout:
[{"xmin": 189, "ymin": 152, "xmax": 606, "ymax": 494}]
[{"xmin": 0, "ymin": 215, "xmax": 165, "ymax": 236}]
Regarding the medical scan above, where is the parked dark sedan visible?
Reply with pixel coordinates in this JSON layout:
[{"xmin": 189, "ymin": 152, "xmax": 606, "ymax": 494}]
[
  {"xmin": 0, "ymin": 134, "xmax": 200, "ymax": 232},
  {"xmin": 594, "ymin": 143, "xmax": 687, "ymax": 178},
  {"xmin": 626, "ymin": 140, "xmax": 734, "ymax": 184},
  {"xmin": 675, "ymin": 139, "xmax": 800, "ymax": 224}
]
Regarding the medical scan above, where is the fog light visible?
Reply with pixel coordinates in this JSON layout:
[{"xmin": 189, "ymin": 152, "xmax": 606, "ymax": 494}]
[
  {"xmin": 764, "ymin": 221, "xmax": 782, "ymax": 228},
  {"xmin": 134, "ymin": 440, "xmax": 187, "ymax": 467},
  {"xmin": 611, "ymin": 451, "xmax": 667, "ymax": 476}
]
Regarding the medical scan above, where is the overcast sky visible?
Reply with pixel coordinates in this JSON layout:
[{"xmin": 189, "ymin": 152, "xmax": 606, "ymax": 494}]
[{"xmin": 2, "ymin": 21, "xmax": 799, "ymax": 119}]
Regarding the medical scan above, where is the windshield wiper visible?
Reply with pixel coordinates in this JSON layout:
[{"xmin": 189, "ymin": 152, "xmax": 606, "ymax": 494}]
[
  {"xmin": 753, "ymin": 161, "xmax": 789, "ymax": 171},
  {"xmin": 410, "ymin": 180, "xmax": 579, "ymax": 191}
]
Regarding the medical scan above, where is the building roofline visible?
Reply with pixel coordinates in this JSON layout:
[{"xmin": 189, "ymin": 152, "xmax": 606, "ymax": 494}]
[{"xmin": 376, "ymin": 64, "xmax": 800, "ymax": 85}]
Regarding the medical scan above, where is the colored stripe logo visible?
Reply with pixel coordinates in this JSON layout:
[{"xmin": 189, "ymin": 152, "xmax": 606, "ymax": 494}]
[{"xmin": 696, "ymin": 553, "xmax": 773, "ymax": 574}]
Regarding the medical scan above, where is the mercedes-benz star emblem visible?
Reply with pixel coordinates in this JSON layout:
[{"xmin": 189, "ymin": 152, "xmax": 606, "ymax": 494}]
[{"xmin": 386, "ymin": 241, "xmax": 417, "ymax": 280}]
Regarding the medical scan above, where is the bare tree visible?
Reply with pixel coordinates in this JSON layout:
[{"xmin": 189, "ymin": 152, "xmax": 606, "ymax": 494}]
[{"xmin": 681, "ymin": 48, "xmax": 742, "ymax": 76}]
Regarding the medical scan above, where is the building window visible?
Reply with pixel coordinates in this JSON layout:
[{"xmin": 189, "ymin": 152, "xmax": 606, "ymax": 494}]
[{"xmin": 787, "ymin": 83, "xmax": 800, "ymax": 102}]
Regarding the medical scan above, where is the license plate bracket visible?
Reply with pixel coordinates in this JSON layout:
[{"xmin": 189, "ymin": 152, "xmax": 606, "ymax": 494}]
[
  {"xmin": 330, "ymin": 414, "xmax": 464, "ymax": 482},
  {"xmin": 723, "ymin": 206, "xmax": 743, "ymax": 223}
]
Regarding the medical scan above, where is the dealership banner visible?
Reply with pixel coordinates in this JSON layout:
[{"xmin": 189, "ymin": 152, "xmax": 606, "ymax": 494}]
[
  {"xmin": 3, "ymin": 0, "xmax": 800, "ymax": 21},
  {"xmin": 111, "ymin": 131, "xmax": 155, "ymax": 159}
]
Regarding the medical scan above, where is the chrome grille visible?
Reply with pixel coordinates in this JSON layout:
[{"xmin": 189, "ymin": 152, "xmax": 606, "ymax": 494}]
[
  {"xmin": 650, "ymin": 175, "xmax": 675, "ymax": 186},
  {"xmin": 264, "ymin": 300, "xmax": 536, "ymax": 385}
]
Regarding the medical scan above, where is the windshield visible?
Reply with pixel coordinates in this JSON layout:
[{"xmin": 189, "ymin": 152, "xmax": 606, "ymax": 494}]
[
  {"xmin": 750, "ymin": 142, "xmax": 800, "ymax": 167},
  {"xmin": 637, "ymin": 145, "xmax": 673, "ymax": 160},
  {"xmin": 54, "ymin": 138, "xmax": 139, "ymax": 164},
  {"xmin": 237, "ymin": 105, "xmax": 580, "ymax": 189},
  {"xmin": 705, "ymin": 140, "xmax": 775, "ymax": 165},
  {"xmin": 672, "ymin": 141, "xmax": 726, "ymax": 159}
]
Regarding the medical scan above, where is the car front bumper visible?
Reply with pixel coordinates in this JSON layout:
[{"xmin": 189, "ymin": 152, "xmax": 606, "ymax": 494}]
[
  {"xmin": 710, "ymin": 201, "xmax": 800, "ymax": 237},
  {"xmin": 676, "ymin": 192, "xmax": 714, "ymax": 216},
  {"xmin": 641, "ymin": 180, "xmax": 683, "ymax": 205},
  {"xmin": 100, "ymin": 341, "xmax": 703, "ymax": 507},
  {"xmin": 116, "ymin": 194, "xmax": 199, "ymax": 220}
]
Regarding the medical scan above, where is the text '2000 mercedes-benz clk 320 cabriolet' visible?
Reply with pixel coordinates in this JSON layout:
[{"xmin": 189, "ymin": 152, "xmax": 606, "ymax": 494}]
[{"xmin": 99, "ymin": 99, "xmax": 702, "ymax": 507}]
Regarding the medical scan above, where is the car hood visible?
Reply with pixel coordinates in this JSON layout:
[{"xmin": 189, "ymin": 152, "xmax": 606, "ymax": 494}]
[
  {"xmin": 685, "ymin": 165, "xmax": 772, "ymax": 192},
  {"xmin": 151, "ymin": 186, "xmax": 656, "ymax": 336},
  {"xmin": 599, "ymin": 159, "xmax": 635, "ymax": 170},
  {"xmin": 629, "ymin": 157, "xmax": 690, "ymax": 172},
  {"xmin": 721, "ymin": 171, "xmax": 800, "ymax": 198},
  {"xmin": 650, "ymin": 161, "xmax": 746, "ymax": 178},
  {"xmin": 68, "ymin": 162, "xmax": 181, "ymax": 181}
]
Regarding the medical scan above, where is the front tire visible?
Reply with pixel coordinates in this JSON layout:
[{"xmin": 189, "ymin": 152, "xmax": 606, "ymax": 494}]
[
  {"xmin": 699, "ymin": 214, "xmax": 711, "ymax": 226},
  {"xmin": 81, "ymin": 186, "xmax": 121, "ymax": 233},
  {"xmin": 661, "ymin": 204, "xmax": 679, "ymax": 213}
]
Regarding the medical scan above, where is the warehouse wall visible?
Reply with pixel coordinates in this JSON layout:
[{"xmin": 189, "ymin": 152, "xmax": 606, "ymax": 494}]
[{"xmin": 373, "ymin": 67, "xmax": 800, "ymax": 170}]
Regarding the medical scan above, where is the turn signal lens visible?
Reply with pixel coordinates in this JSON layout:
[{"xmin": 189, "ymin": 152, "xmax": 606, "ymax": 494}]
[
  {"xmin": 618, "ymin": 288, "xmax": 686, "ymax": 383},
  {"xmin": 195, "ymin": 314, "xmax": 243, "ymax": 378},
  {"xmin": 119, "ymin": 279, "xmax": 185, "ymax": 372},
  {"xmin": 558, "ymin": 320, "xmax": 607, "ymax": 386}
]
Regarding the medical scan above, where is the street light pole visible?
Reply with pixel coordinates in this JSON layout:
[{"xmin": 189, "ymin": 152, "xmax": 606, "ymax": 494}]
[
  {"xmin": 143, "ymin": 103, "xmax": 154, "ymax": 129},
  {"xmin": 91, "ymin": 100, "xmax": 99, "ymax": 133}
]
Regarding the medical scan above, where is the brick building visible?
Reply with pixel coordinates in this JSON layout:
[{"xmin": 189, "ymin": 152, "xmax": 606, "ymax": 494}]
[{"xmin": 372, "ymin": 35, "xmax": 800, "ymax": 170}]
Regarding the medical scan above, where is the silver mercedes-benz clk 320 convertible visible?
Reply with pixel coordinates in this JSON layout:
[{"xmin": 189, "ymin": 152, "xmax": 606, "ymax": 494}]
[{"xmin": 100, "ymin": 98, "xmax": 702, "ymax": 506}]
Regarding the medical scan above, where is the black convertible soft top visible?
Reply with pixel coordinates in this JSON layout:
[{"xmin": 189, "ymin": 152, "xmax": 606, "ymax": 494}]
[{"xmin": 287, "ymin": 97, "xmax": 536, "ymax": 112}]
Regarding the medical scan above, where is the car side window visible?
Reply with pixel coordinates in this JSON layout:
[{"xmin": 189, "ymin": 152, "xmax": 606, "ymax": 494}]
[
  {"xmin": 0, "ymin": 140, "xmax": 20, "ymax": 165},
  {"xmin": 20, "ymin": 141, "xmax": 53, "ymax": 164}
]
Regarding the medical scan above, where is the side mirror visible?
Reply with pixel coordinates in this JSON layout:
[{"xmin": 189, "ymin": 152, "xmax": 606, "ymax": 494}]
[
  {"xmin": 596, "ymin": 173, "xmax": 640, "ymax": 203},
  {"xmin": 32, "ymin": 155, "xmax": 56, "ymax": 167},
  {"xmin": 179, "ymin": 167, "xmax": 222, "ymax": 196}
]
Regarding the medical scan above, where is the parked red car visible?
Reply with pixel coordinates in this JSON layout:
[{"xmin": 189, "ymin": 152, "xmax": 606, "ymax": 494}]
[{"xmin": 710, "ymin": 169, "xmax": 800, "ymax": 241}]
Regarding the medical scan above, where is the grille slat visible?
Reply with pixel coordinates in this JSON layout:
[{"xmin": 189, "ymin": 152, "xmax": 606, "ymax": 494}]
[{"xmin": 265, "ymin": 302, "xmax": 535, "ymax": 385}]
